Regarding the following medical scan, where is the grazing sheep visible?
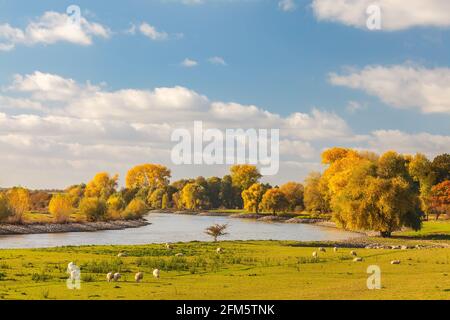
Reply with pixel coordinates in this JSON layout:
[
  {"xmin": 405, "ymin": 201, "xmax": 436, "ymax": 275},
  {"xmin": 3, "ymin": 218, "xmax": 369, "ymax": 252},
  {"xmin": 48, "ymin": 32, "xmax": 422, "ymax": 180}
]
[
  {"xmin": 175, "ymin": 253, "xmax": 184, "ymax": 257},
  {"xmin": 165, "ymin": 243, "xmax": 173, "ymax": 250},
  {"xmin": 391, "ymin": 260, "xmax": 401, "ymax": 265},
  {"xmin": 333, "ymin": 247, "xmax": 338, "ymax": 253},
  {"xmin": 350, "ymin": 250, "xmax": 357, "ymax": 256},
  {"xmin": 153, "ymin": 269, "xmax": 160, "ymax": 279},
  {"xmin": 312, "ymin": 251, "xmax": 318, "ymax": 259},
  {"xmin": 135, "ymin": 272, "xmax": 144, "ymax": 283},
  {"xmin": 113, "ymin": 272, "xmax": 121, "ymax": 282},
  {"xmin": 106, "ymin": 272, "xmax": 114, "ymax": 282},
  {"xmin": 216, "ymin": 247, "xmax": 223, "ymax": 254},
  {"xmin": 117, "ymin": 252, "xmax": 127, "ymax": 258},
  {"xmin": 353, "ymin": 257, "xmax": 363, "ymax": 262},
  {"xmin": 319, "ymin": 247, "xmax": 326, "ymax": 253}
]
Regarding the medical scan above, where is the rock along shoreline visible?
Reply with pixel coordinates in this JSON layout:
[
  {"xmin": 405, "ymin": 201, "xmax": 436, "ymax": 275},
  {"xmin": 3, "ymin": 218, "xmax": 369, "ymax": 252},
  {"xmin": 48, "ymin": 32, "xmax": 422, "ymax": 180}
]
[{"xmin": 0, "ymin": 219, "xmax": 150, "ymax": 236}]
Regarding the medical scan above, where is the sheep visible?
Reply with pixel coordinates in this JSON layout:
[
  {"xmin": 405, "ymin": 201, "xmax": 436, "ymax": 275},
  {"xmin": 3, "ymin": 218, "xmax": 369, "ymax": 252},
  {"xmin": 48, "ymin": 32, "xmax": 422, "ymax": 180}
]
[
  {"xmin": 106, "ymin": 272, "xmax": 114, "ymax": 282},
  {"xmin": 350, "ymin": 250, "xmax": 357, "ymax": 256},
  {"xmin": 117, "ymin": 252, "xmax": 127, "ymax": 258},
  {"xmin": 216, "ymin": 247, "xmax": 223, "ymax": 254},
  {"xmin": 353, "ymin": 257, "xmax": 363, "ymax": 262},
  {"xmin": 165, "ymin": 243, "xmax": 173, "ymax": 250},
  {"xmin": 153, "ymin": 269, "xmax": 160, "ymax": 279},
  {"xmin": 333, "ymin": 247, "xmax": 338, "ymax": 253},
  {"xmin": 312, "ymin": 251, "xmax": 318, "ymax": 259},
  {"xmin": 67, "ymin": 262, "xmax": 76, "ymax": 273},
  {"xmin": 135, "ymin": 272, "xmax": 144, "ymax": 283},
  {"xmin": 391, "ymin": 260, "xmax": 401, "ymax": 265},
  {"xmin": 175, "ymin": 253, "xmax": 184, "ymax": 257},
  {"xmin": 113, "ymin": 272, "xmax": 121, "ymax": 282},
  {"xmin": 319, "ymin": 247, "xmax": 326, "ymax": 253}
]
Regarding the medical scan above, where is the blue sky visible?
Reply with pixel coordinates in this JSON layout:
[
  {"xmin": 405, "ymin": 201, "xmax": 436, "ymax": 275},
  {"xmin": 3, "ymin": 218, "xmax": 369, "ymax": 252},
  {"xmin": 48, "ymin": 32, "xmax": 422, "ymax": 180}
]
[{"xmin": 0, "ymin": 0, "xmax": 449, "ymax": 188}]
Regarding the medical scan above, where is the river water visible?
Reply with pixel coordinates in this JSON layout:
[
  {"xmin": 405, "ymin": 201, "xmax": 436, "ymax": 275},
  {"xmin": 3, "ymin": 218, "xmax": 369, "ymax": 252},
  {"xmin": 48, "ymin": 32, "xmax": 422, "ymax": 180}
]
[{"xmin": 0, "ymin": 213, "xmax": 362, "ymax": 249}]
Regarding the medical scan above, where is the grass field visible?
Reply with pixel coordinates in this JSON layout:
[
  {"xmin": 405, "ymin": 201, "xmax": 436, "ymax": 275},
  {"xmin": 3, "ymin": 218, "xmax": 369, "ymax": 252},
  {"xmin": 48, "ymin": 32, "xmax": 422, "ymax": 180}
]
[{"xmin": 0, "ymin": 239, "xmax": 449, "ymax": 300}]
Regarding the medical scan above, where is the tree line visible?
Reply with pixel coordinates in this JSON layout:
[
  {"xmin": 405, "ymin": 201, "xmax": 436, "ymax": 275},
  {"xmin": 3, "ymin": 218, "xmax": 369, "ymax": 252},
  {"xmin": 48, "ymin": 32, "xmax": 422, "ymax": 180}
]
[{"xmin": 0, "ymin": 148, "xmax": 448, "ymax": 237}]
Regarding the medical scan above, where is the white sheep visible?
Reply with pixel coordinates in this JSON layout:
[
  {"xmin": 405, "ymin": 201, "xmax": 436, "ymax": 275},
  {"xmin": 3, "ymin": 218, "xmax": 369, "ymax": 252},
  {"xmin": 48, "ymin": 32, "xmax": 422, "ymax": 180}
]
[
  {"xmin": 67, "ymin": 262, "xmax": 76, "ymax": 273},
  {"xmin": 165, "ymin": 243, "xmax": 173, "ymax": 250},
  {"xmin": 319, "ymin": 247, "xmax": 326, "ymax": 253},
  {"xmin": 153, "ymin": 269, "xmax": 160, "ymax": 279},
  {"xmin": 113, "ymin": 272, "xmax": 121, "ymax": 282},
  {"xmin": 216, "ymin": 247, "xmax": 223, "ymax": 254},
  {"xmin": 350, "ymin": 250, "xmax": 357, "ymax": 256},
  {"xmin": 135, "ymin": 272, "xmax": 144, "ymax": 283},
  {"xmin": 333, "ymin": 247, "xmax": 338, "ymax": 253},
  {"xmin": 106, "ymin": 272, "xmax": 114, "ymax": 282},
  {"xmin": 117, "ymin": 252, "xmax": 126, "ymax": 258},
  {"xmin": 175, "ymin": 253, "xmax": 184, "ymax": 257},
  {"xmin": 391, "ymin": 260, "xmax": 401, "ymax": 265},
  {"xmin": 353, "ymin": 257, "xmax": 363, "ymax": 262},
  {"xmin": 312, "ymin": 251, "xmax": 318, "ymax": 259}
]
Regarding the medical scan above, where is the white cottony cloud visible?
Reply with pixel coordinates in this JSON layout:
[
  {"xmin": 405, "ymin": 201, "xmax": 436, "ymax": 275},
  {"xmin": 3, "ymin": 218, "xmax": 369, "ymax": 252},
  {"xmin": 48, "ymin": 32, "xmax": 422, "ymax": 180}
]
[
  {"xmin": 279, "ymin": 0, "xmax": 297, "ymax": 12},
  {"xmin": 181, "ymin": 58, "xmax": 198, "ymax": 67},
  {"xmin": 208, "ymin": 56, "xmax": 227, "ymax": 65},
  {"xmin": 312, "ymin": 0, "xmax": 450, "ymax": 31},
  {"xmin": 329, "ymin": 64, "xmax": 450, "ymax": 114},
  {"xmin": 0, "ymin": 11, "xmax": 110, "ymax": 51},
  {"xmin": 139, "ymin": 23, "xmax": 169, "ymax": 41}
]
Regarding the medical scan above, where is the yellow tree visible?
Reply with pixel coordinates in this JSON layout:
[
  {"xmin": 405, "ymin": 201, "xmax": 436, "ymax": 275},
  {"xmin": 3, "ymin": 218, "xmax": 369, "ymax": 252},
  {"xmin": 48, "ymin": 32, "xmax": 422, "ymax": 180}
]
[
  {"xmin": 0, "ymin": 193, "xmax": 13, "ymax": 222},
  {"xmin": 126, "ymin": 164, "xmax": 171, "ymax": 190},
  {"xmin": 260, "ymin": 189, "xmax": 289, "ymax": 215},
  {"xmin": 230, "ymin": 165, "xmax": 262, "ymax": 191},
  {"xmin": 242, "ymin": 183, "xmax": 268, "ymax": 213},
  {"xmin": 7, "ymin": 187, "xmax": 30, "ymax": 224},
  {"xmin": 280, "ymin": 182, "xmax": 304, "ymax": 212},
  {"xmin": 180, "ymin": 183, "xmax": 209, "ymax": 210},
  {"xmin": 303, "ymin": 172, "xmax": 329, "ymax": 213},
  {"xmin": 49, "ymin": 194, "xmax": 73, "ymax": 223},
  {"xmin": 85, "ymin": 172, "xmax": 118, "ymax": 200}
]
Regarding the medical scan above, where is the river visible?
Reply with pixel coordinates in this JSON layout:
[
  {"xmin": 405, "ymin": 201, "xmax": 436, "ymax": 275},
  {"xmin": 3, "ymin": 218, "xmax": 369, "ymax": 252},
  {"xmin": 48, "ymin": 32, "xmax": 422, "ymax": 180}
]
[{"xmin": 0, "ymin": 213, "xmax": 362, "ymax": 249}]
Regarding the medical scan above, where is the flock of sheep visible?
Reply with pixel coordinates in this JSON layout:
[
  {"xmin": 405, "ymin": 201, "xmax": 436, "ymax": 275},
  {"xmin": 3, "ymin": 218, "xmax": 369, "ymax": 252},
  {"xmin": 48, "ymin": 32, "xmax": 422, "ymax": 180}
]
[
  {"xmin": 67, "ymin": 243, "xmax": 225, "ymax": 283},
  {"xmin": 312, "ymin": 247, "xmax": 401, "ymax": 264}
]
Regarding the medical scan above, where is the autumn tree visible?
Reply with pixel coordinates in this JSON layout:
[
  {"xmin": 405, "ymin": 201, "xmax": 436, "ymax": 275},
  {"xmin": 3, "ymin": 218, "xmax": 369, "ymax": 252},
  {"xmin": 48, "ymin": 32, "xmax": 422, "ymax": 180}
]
[
  {"xmin": 123, "ymin": 198, "xmax": 148, "ymax": 219},
  {"xmin": 148, "ymin": 188, "xmax": 168, "ymax": 209},
  {"xmin": 303, "ymin": 172, "xmax": 329, "ymax": 213},
  {"xmin": 49, "ymin": 194, "xmax": 73, "ymax": 223},
  {"xmin": 0, "ymin": 193, "xmax": 13, "ymax": 222},
  {"xmin": 66, "ymin": 184, "xmax": 85, "ymax": 207},
  {"xmin": 230, "ymin": 165, "xmax": 262, "ymax": 191},
  {"xmin": 429, "ymin": 181, "xmax": 450, "ymax": 220},
  {"xmin": 7, "ymin": 187, "xmax": 30, "ymax": 224},
  {"xmin": 180, "ymin": 182, "xmax": 209, "ymax": 210},
  {"xmin": 206, "ymin": 177, "xmax": 222, "ymax": 209},
  {"xmin": 85, "ymin": 172, "xmax": 118, "ymax": 200},
  {"xmin": 409, "ymin": 154, "xmax": 436, "ymax": 220},
  {"xmin": 126, "ymin": 164, "xmax": 171, "ymax": 190},
  {"xmin": 242, "ymin": 183, "xmax": 269, "ymax": 213},
  {"xmin": 280, "ymin": 182, "xmax": 304, "ymax": 212},
  {"xmin": 106, "ymin": 193, "xmax": 126, "ymax": 219},
  {"xmin": 260, "ymin": 188, "xmax": 289, "ymax": 215},
  {"xmin": 79, "ymin": 197, "xmax": 108, "ymax": 222}
]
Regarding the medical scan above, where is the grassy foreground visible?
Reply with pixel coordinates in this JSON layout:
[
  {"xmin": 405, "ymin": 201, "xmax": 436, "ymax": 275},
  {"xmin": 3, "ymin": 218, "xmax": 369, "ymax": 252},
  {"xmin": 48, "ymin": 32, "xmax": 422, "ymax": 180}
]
[{"xmin": 0, "ymin": 240, "xmax": 449, "ymax": 300}]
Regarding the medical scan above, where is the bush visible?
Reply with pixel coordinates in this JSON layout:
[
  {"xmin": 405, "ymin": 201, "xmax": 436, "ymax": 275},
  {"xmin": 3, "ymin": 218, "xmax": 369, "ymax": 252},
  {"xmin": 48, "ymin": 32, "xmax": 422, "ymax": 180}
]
[
  {"xmin": 0, "ymin": 194, "xmax": 13, "ymax": 222},
  {"xmin": 78, "ymin": 197, "xmax": 107, "ymax": 222},
  {"xmin": 49, "ymin": 194, "xmax": 73, "ymax": 223},
  {"xmin": 123, "ymin": 198, "xmax": 148, "ymax": 220},
  {"xmin": 107, "ymin": 193, "xmax": 126, "ymax": 220}
]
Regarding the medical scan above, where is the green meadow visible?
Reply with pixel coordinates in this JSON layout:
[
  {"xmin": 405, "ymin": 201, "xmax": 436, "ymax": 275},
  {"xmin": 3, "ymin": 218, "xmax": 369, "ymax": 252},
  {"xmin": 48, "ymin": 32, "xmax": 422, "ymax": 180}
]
[{"xmin": 0, "ymin": 221, "xmax": 449, "ymax": 300}]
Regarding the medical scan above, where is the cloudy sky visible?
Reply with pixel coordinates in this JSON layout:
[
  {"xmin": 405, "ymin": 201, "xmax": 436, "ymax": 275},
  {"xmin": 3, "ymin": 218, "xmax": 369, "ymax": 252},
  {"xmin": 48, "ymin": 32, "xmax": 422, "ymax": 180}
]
[{"xmin": 0, "ymin": 0, "xmax": 449, "ymax": 189}]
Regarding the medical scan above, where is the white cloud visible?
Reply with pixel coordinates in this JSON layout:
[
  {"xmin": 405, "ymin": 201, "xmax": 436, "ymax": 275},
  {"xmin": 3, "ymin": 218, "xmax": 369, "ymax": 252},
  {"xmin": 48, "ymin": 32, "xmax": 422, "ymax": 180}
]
[
  {"xmin": 311, "ymin": 0, "xmax": 450, "ymax": 31},
  {"xmin": 279, "ymin": 0, "xmax": 297, "ymax": 12},
  {"xmin": 0, "ymin": 11, "xmax": 110, "ymax": 51},
  {"xmin": 329, "ymin": 64, "xmax": 450, "ymax": 114},
  {"xmin": 181, "ymin": 58, "xmax": 198, "ymax": 67},
  {"xmin": 139, "ymin": 23, "xmax": 168, "ymax": 41},
  {"xmin": 208, "ymin": 56, "xmax": 227, "ymax": 66}
]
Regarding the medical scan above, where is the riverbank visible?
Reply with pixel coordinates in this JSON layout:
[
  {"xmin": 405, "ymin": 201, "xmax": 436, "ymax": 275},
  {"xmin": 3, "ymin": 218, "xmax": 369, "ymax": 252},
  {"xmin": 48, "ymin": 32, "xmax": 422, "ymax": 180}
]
[{"xmin": 0, "ymin": 219, "xmax": 149, "ymax": 235}]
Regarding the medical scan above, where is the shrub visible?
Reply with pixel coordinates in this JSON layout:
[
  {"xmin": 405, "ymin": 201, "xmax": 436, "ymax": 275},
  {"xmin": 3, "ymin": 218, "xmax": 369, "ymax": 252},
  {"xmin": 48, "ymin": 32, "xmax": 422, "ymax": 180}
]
[
  {"xmin": 0, "ymin": 194, "xmax": 13, "ymax": 222},
  {"xmin": 123, "ymin": 198, "xmax": 148, "ymax": 220},
  {"xmin": 49, "ymin": 194, "xmax": 73, "ymax": 223},
  {"xmin": 78, "ymin": 197, "xmax": 107, "ymax": 222},
  {"xmin": 107, "ymin": 193, "xmax": 126, "ymax": 220},
  {"xmin": 6, "ymin": 187, "xmax": 30, "ymax": 224}
]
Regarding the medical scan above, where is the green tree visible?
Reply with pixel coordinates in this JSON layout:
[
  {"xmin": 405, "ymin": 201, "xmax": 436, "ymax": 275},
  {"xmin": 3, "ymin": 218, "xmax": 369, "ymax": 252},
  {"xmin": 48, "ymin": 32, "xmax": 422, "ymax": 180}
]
[
  {"xmin": 408, "ymin": 154, "xmax": 436, "ymax": 220},
  {"xmin": 206, "ymin": 177, "xmax": 222, "ymax": 209}
]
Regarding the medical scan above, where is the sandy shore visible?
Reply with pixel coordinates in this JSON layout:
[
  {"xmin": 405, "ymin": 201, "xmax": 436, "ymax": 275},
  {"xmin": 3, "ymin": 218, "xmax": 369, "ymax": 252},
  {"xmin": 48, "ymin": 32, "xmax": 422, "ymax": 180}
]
[{"xmin": 0, "ymin": 219, "xmax": 150, "ymax": 235}]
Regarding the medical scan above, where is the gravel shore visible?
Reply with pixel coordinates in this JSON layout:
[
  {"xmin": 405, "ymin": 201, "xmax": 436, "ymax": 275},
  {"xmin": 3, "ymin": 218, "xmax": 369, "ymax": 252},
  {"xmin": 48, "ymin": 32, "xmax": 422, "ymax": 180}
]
[{"xmin": 0, "ymin": 219, "xmax": 150, "ymax": 235}]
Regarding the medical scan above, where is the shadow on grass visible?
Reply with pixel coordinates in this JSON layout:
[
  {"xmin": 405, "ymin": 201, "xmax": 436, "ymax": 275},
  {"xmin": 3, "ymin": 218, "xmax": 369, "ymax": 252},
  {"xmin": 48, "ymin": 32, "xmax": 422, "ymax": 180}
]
[{"xmin": 391, "ymin": 234, "xmax": 450, "ymax": 241}]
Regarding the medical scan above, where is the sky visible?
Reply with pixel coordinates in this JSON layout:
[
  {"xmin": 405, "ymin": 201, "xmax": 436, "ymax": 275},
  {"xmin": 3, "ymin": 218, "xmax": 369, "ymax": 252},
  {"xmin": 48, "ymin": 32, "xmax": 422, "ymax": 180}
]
[{"xmin": 0, "ymin": 0, "xmax": 449, "ymax": 189}]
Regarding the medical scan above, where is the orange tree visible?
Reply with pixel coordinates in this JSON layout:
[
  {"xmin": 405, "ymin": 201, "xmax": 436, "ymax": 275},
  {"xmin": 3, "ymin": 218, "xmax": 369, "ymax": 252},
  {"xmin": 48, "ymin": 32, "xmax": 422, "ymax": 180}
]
[{"xmin": 430, "ymin": 180, "xmax": 450, "ymax": 220}]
